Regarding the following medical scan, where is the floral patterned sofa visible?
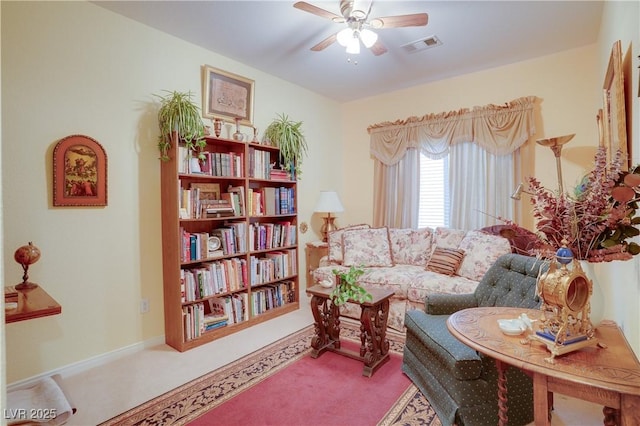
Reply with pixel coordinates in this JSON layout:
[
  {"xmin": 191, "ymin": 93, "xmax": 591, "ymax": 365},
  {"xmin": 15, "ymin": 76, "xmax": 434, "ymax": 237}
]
[{"xmin": 312, "ymin": 225, "xmax": 513, "ymax": 331}]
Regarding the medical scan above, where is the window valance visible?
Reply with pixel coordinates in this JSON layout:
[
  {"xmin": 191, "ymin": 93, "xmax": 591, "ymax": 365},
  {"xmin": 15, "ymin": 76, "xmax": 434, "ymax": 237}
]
[{"xmin": 368, "ymin": 96, "xmax": 537, "ymax": 165}]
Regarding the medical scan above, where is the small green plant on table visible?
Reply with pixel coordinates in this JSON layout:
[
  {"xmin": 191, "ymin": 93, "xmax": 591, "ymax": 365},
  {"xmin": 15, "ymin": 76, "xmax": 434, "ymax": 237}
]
[{"xmin": 330, "ymin": 265, "xmax": 372, "ymax": 306}]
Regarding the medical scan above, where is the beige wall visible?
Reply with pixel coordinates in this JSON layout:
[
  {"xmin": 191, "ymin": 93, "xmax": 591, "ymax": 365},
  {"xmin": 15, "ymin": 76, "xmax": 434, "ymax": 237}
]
[
  {"xmin": 340, "ymin": 0, "xmax": 640, "ymax": 353},
  {"xmin": 1, "ymin": 1, "xmax": 342, "ymax": 383}
]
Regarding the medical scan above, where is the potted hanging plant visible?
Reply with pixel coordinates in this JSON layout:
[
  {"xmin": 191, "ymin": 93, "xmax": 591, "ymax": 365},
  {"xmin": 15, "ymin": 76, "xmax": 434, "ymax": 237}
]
[
  {"xmin": 329, "ymin": 265, "xmax": 372, "ymax": 306},
  {"xmin": 262, "ymin": 113, "xmax": 308, "ymax": 179},
  {"xmin": 155, "ymin": 90, "xmax": 207, "ymax": 161}
]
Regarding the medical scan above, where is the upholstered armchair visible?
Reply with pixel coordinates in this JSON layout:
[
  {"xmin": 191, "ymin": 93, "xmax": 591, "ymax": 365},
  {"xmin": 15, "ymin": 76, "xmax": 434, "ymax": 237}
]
[{"xmin": 402, "ymin": 253, "xmax": 547, "ymax": 426}]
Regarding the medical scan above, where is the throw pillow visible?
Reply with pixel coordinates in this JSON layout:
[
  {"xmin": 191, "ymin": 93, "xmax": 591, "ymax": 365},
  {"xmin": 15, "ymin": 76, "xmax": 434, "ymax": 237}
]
[
  {"xmin": 457, "ymin": 231, "xmax": 512, "ymax": 281},
  {"xmin": 426, "ymin": 246, "xmax": 466, "ymax": 276},
  {"xmin": 342, "ymin": 227, "xmax": 393, "ymax": 267},
  {"xmin": 388, "ymin": 227, "xmax": 433, "ymax": 266},
  {"xmin": 327, "ymin": 224, "xmax": 370, "ymax": 264}
]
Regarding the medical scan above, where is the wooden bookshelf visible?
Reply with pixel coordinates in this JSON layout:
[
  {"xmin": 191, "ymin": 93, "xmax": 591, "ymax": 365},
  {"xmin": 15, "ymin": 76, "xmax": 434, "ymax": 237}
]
[{"xmin": 160, "ymin": 132, "xmax": 299, "ymax": 351}]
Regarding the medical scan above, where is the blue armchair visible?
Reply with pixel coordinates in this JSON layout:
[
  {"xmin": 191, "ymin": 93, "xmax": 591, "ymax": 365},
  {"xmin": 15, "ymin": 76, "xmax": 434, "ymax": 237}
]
[{"xmin": 402, "ymin": 253, "xmax": 547, "ymax": 426}]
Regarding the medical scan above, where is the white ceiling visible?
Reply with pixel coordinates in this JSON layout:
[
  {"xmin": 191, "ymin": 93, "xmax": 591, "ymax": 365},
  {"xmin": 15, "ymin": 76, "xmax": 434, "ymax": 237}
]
[{"xmin": 94, "ymin": 1, "xmax": 603, "ymax": 103}]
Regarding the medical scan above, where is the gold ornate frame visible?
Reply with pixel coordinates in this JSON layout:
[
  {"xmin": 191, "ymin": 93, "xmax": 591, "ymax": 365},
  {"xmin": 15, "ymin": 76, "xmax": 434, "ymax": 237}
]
[
  {"xmin": 602, "ymin": 40, "xmax": 628, "ymax": 169},
  {"xmin": 201, "ymin": 65, "xmax": 254, "ymax": 126}
]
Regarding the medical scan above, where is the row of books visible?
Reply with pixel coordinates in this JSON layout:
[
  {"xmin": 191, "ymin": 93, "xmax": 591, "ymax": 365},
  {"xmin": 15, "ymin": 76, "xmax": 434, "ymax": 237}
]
[
  {"xmin": 249, "ymin": 222, "xmax": 297, "ymax": 251},
  {"xmin": 181, "ymin": 220, "xmax": 296, "ymax": 263},
  {"xmin": 248, "ymin": 147, "xmax": 271, "ymax": 179},
  {"xmin": 249, "ymin": 249, "xmax": 297, "ymax": 286},
  {"xmin": 178, "ymin": 146, "xmax": 244, "ymax": 178},
  {"xmin": 183, "ymin": 294, "xmax": 249, "ymax": 341},
  {"xmin": 251, "ymin": 281, "xmax": 296, "ymax": 316},
  {"xmin": 246, "ymin": 187, "xmax": 295, "ymax": 216},
  {"xmin": 179, "ymin": 182, "xmax": 245, "ymax": 220},
  {"xmin": 212, "ymin": 222, "xmax": 247, "ymax": 256},
  {"xmin": 181, "ymin": 258, "xmax": 248, "ymax": 302}
]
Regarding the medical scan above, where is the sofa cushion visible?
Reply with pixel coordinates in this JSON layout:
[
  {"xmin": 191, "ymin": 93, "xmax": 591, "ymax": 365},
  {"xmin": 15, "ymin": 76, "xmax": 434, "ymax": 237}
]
[
  {"xmin": 389, "ymin": 227, "xmax": 433, "ymax": 266},
  {"xmin": 457, "ymin": 231, "xmax": 512, "ymax": 282},
  {"xmin": 313, "ymin": 264, "xmax": 423, "ymax": 299},
  {"xmin": 426, "ymin": 247, "xmax": 465, "ymax": 276},
  {"xmin": 434, "ymin": 227, "xmax": 467, "ymax": 249},
  {"xmin": 407, "ymin": 271, "xmax": 479, "ymax": 305},
  {"xmin": 342, "ymin": 227, "xmax": 393, "ymax": 267},
  {"xmin": 327, "ymin": 224, "xmax": 370, "ymax": 264}
]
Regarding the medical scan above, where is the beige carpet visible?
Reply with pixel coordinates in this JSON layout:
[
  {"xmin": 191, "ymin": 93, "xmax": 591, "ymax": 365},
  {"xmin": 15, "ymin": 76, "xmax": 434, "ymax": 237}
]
[{"xmin": 99, "ymin": 320, "xmax": 440, "ymax": 426}]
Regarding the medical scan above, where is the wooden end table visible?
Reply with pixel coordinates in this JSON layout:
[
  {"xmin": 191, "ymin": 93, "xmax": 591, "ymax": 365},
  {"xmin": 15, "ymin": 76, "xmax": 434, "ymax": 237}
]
[
  {"xmin": 306, "ymin": 285, "xmax": 394, "ymax": 377},
  {"xmin": 447, "ymin": 307, "xmax": 640, "ymax": 426}
]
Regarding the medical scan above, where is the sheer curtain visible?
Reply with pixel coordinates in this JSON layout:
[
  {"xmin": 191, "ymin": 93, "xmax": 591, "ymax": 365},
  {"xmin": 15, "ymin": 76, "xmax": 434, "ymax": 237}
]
[
  {"xmin": 373, "ymin": 148, "xmax": 419, "ymax": 228},
  {"xmin": 368, "ymin": 96, "xmax": 537, "ymax": 229},
  {"xmin": 449, "ymin": 142, "xmax": 515, "ymax": 229}
]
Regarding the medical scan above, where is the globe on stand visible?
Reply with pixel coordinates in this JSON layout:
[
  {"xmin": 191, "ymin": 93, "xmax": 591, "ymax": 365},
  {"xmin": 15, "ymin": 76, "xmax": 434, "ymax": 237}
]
[{"xmin": 14, "ymin": 242, "xmax": 41, "ymax": 290}]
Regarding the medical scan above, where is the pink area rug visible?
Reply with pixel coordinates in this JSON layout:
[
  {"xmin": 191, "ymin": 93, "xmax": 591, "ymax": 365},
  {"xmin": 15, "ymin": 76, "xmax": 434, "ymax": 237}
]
[
  {"xmin": 99, "ymin": 321, "xmax": 440, "ymax": 426},
  {"xmin": 190, "ymin": 340, "xmax": 409, "ymax": 426}
]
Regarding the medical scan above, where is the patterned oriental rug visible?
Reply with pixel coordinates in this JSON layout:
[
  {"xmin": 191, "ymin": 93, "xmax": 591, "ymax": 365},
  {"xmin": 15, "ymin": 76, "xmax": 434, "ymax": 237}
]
[{"xmin": 99, "ymin": 321, "xmax": 441, "ymax": 426}]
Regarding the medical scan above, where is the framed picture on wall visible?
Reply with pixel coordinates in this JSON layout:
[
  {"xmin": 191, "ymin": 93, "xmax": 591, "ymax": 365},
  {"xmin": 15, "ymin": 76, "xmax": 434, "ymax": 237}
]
[
  {"xmin": 201, "ymin": 65, "xmax": 254, "ymax": 126},
  {"xmin": 53, "ymin": 134, "xmax": 108, "ymax": 207},
  {"xmin": 602, "ymin": 40, "xmax": 628, "ymax": 170}
]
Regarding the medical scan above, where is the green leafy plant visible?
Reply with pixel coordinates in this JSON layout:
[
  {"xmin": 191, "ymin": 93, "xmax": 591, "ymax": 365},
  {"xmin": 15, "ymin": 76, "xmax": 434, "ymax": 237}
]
[
  {"xmin": 155, "ymin": 90, "xmax": 206, "ymax": 161},
  {"xmin": 262, "ymin": 113, "xmax": 308, "ymax": 179},
  {"xmin": 329, "ymin": 265, "xmax": 372, "ymax": 306}
]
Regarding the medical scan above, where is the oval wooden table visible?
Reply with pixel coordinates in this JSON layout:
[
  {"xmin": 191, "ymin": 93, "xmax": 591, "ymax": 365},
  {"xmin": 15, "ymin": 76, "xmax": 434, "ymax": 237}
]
[{"xmin": 447, "ymin": 307, "xmax": 640, "ymax": 426}]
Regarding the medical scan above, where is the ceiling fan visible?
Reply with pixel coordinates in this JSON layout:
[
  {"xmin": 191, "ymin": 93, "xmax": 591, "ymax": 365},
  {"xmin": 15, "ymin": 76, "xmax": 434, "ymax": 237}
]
[{"xmin": 293, "ymin": 0, "xmax": 428, "ymax": 56}]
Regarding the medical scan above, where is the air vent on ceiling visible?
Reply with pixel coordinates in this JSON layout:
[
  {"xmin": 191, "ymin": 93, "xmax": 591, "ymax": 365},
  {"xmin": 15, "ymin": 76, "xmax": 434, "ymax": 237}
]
[{"xmin": 401, "ymin": 35, "xmax": 442, "ymax": 53}]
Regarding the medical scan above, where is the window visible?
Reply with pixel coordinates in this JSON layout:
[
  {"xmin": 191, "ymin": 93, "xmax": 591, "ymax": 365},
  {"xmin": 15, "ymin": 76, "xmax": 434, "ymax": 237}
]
[{"xmin": 418, "ymin": 152, "xmax": 449, "ymax": 229}]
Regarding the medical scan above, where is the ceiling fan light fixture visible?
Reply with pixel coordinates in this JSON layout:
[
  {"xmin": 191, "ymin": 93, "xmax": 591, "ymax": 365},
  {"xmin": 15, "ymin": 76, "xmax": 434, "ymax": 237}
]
[
  {"xmin": 359, "ymin": 28, "xmax": 378, "ymax": 48},
  {"xmin": 346, "ymin": 37, "xmax": 360, "ymax": 54},
  {"xmin": 337, "ymin": 27, "xmax": 353, "ymax": 47}
]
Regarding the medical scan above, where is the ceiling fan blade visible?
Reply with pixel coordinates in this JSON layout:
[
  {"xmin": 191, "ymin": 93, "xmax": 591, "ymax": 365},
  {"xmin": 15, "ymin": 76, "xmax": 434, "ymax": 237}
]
[
  {"xmin": 310, "ymin": 33, "xmax": 338, "ymax": 51},
  {"xmin": 369, "ymin": 40, "xmax": 388, "ymax": 56},
  {"xmin": 370, "ymin": 13, "xmax": 428, "ymax": 29},
  {"xmin": 294, "ymin": 1, "xmax": 345, "ymax": 22}
]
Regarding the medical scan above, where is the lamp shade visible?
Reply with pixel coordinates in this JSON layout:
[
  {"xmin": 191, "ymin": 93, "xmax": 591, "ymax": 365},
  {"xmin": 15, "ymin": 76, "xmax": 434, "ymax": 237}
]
[
  {"xmin": 336, "ymin": 28, "xmax": 353, "ymax": 47},
  {"xmin": 314, "ymin": 191, "xmax": 345, "ymax": 213},
  {"xmin": 359, "ymin": 28, "xmax": 378, "ymax": 48}
]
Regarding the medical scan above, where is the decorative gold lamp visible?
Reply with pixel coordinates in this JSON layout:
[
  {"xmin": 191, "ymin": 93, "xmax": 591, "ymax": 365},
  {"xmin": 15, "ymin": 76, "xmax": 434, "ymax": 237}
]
[
  {"xmin": 527, "ymin": 244, "xmax": 599, "ymax": 363},
  {"xmin": 314, "ymin": 191, "xmax": 345, "ymax": 242},
  {"xmin": 14, "ymin": 242, "xmax": 41, "ymax": 290}
]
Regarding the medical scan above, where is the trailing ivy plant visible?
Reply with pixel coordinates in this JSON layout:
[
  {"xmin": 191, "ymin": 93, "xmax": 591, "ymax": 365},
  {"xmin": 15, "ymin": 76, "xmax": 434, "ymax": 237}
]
[
  {"xmin": 330, "ymin": 265, "xmax": 372, "ymax": 306},
  {"xmin": 155, "ymin": 90, "xmax": 206, "ymax": 161},
  {"xmin": 262, "ymin": 113, "xmax": 308, "ymax": 179}
]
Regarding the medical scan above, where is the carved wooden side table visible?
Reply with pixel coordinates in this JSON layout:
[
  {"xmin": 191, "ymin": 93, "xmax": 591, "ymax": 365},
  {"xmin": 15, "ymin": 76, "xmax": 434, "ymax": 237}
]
[{"xmin": 306, "ymin": 285, "xmax": 394, "ymax": 377}]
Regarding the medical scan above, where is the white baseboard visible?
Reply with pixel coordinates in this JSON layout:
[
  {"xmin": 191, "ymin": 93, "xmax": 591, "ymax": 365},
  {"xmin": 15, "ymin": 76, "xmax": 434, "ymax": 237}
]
[{"xmin": 7, "ymin": 335, "xmax": 166, "ymax": 391}]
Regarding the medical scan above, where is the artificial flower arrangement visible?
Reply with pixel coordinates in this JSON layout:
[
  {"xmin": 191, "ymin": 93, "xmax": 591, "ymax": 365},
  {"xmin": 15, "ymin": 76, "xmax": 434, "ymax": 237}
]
[{"xmin": 525, "ymin": 146, "xmax": 640, "ymax": 262}]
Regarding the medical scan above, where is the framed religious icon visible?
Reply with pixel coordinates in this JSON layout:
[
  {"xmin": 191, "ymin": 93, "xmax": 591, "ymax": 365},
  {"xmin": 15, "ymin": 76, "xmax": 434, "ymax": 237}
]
[
  {"xmin": 53, "ymin": 134, "xmax": 108, "ymax": 207},
  {"xmin": 602, "ymin": 40, "xmax": 628, "ymax": 169},
  {"xmin": 201, "ymin": 65, "xmax": 254, "ymax": 126}
]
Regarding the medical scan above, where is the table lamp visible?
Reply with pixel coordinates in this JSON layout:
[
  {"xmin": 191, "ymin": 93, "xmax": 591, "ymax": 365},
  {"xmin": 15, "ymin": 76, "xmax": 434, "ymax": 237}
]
[{"xmin": 314, "ymin": 191, "xmax": 344, "ymax": 242}]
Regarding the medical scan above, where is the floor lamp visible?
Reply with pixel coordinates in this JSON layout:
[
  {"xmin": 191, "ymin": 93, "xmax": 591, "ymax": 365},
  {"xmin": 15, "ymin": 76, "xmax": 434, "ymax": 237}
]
[
  {"xmin": 536, "ymin": 134, "xmax": 575, "ymax": 194},
  {"xmin": 314, "ymin": 191, "xmax": 344, "ymax": 242}
]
